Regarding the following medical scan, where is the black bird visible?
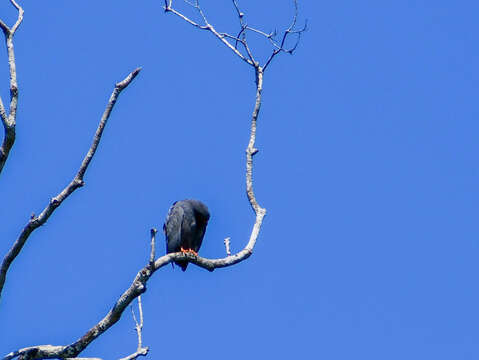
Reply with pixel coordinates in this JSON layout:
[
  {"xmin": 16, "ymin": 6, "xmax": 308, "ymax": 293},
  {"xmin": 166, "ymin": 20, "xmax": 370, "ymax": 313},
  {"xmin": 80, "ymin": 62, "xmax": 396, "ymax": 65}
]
[{"xmin": 163, "ymin": 199, "xmax": 210, "ymax": 271}]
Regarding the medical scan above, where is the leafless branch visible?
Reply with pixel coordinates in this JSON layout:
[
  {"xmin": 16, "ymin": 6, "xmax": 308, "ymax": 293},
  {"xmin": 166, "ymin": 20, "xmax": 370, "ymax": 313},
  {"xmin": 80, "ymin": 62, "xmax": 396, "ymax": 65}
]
[
  {"xmin": 0, "ymin": 0, "xmax": 24, "ymax": 174},
  {"xmin": 0, "ymin": 68, "xmax": 141, "ymax": 300},
  {"xmin": 149, "ymin": 228, "xmax": 157, "ymax": 267},
  {"xmin": 232, "ymin": 0, "xmax": 259, "ymax": 63},
  {"xmin": 118, "ymin": 349, "xmax": 148, "ymax": 360},
  {"xmin": 3, "ymin": 349, "xmax": 102, "ymax": 360},
  {"xmin": 164, "ymin": 0, "xmax": 306, "ymax": 71},
  {"xmin": 164, "ymin": 0, "xmax": 254, "ymax": 66},
  {"xmin": 118, "ymin": 297, "xmax": 149, "ymax": 360},
  {"xmin": 161, "ymin": 1, "xmax": 305, "ymax": 277},
  {"xmin": 133, "ymin": 297, "xmax": 144, "ymax": 348},
  {"xmin": 4, "ymin": 1, "xmax": 304, "ymax": 358},
  {"xmin": 224, "ymin": 237, "xmax": 231, "ymax": 256},
  {"xmin": 4, "ymin": 229, "xmax": 270, "ymax": 360},
  {"xmin": 262, "ymin": 1, "xmax": 307, "ymax": 70}
]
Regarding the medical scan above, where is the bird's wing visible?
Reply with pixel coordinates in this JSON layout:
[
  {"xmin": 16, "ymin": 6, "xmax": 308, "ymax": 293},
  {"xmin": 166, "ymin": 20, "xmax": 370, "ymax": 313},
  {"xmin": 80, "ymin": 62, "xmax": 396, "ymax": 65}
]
[
  {"xmin": 192, "ymin": 219, "xmax": 207, "ymax": 253},
  {"xmin": 173, "ymin": 200, "xmax": 208, "ymax": 253},
  {"xmin": 164, "ymin": 203, "xmax": 184, "ymax": 254},
  {"xmin": 180, "ymin": 203, "xmax": 196, "ymax": 250}
]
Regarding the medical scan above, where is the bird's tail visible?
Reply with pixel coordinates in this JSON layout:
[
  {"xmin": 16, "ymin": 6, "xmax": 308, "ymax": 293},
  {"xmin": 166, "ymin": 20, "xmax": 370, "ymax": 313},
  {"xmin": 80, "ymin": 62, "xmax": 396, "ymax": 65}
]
[{"xmin": 175, "ymin": 260, "xmax": 188, "ymax": 271}]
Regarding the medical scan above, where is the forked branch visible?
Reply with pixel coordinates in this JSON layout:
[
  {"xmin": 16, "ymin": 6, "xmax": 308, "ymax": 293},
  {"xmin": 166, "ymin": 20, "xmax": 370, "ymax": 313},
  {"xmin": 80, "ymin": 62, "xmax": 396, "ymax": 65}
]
[
  {"xmin": 0, "ymin": 0, "xmax": 24, "ymax": 174},
  {"xmin": 164, "ymin": 0, "xmax": 306, "ymax": 70},
  {"xmin": 164, "ymin": 0, "xmax": 254, "ymax": 65},
  {"xmin": 0, "ymin": 68, "xmax": 141, "ymax": 300},
  {"xmin": 118, "ymin": 297, "xmax": 149, "ymax": 360},
  {"xmin": 3, "ymin": 232, "xmax": 267, "ymax": 360},
  {"xmin": 3, "ymin": 1, "xmax": 304, "ymax": 358}
]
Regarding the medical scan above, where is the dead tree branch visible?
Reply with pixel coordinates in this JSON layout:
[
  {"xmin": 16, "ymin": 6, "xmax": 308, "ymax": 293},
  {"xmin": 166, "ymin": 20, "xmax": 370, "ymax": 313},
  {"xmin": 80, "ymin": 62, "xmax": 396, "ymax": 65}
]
[
  {"xmin": 162, "ymin": 1, "xmax": 303, "ymax": 257},
  {"xmin": 5, "ymin": 207, "xmax": 277, "ymax": 359},
  {"xmin": 3, "ymin": 1, "xmax": 304, "ymax": 358},
  {"xmin": 3, "ymin": 241, "xmax": 270, "ymax": 360},
  {"xmin": 118, "ymin": 297, "xmax": 149, "ymax": 360},
  {"xmin": 224, "ymin": 237, "xmax": 231, "ymax": 256},
  {"xmin": 0, "ymin": 0, "xmax": 23, "ymax": 174},
  {"xmin": 164, "ymin": 0, "xmax": 306, "ymax": 70},
  {"xmin": 0, "ymin": 67, "xmax": 141, "ymax": 300},
  {"xmin": 149, "ymin": 228, "xmax": 157, "ymax": 267},
  {"xmin": 164, "ymin": 0, "xmax": 254, "ymax": 66}
]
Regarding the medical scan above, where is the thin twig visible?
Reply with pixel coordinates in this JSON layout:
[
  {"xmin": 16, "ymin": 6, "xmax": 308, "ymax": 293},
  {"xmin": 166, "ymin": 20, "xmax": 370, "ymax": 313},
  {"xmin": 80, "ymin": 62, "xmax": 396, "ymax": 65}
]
[
  {"xmin": 164, "ymin": 0, "xmax": 254, "ymax": 66},
  {"xmin": 119, "ymin": 297, "xmax": 149, "ymax": 360},
  {"xmin": 263, "ymin": 0, "xmax": 307, "ymax": 70},
  {"xmin": 0, "ymin": 68, "xmax": 141, "ymax": 300},
  {"xmin": 164, "ymin": 0, "xmax": 305, "ymax": 71},
  {"xmin": 224, "ymin": 237, "xmax": 231, "ymax": 256},
  {"xmin": 0, "ymin": 0, "xmax": 24, "ymax": 175},
  {"xmin": 149, "ymin": 228, "xmax": 157, "ymax": 266},
  {"xmin": 117, "ymin": 350, "xmax": 148, "ymax": 360},
  {"xmin": 135, "ymin": 297, "xmax": 144, "ymax": 350}
]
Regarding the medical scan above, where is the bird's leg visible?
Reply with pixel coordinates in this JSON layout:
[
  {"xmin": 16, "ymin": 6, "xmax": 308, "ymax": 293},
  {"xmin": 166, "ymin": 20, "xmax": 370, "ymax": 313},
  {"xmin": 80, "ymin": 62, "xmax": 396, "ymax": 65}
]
[{"xmin": 180, "ymin": 247, "xmax": 198, "ymax": 256}]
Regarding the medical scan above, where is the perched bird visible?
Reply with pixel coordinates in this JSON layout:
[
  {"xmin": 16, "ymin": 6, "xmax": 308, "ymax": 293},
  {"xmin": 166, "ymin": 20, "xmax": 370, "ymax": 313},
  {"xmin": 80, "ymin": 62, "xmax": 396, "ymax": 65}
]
[{"xmin": 163, "ymin": 199, "xmax": 210, "ymax": 271}]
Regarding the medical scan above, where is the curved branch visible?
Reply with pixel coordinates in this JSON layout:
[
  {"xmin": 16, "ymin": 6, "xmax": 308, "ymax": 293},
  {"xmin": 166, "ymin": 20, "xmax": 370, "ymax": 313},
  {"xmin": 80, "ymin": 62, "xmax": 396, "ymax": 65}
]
[
  {"xmin": 2, "ymin": 243, "xmax": 262, "ymax": 359},
  {"xmin": 0, "ymin": 68, "xmax": 141, "ymax": 300},
  {"xmin": 3, "ymin": 1, "xmax": 307, "ymax": 358},
  {"xmin": 0, "ymin": 0, "xmax": 24, "ymax": 175},
  {"xmin": 244, "ymin": 66, "xmax": 267, "ymax": 249},
  {"xmin": 3, "ymin": 62, "xmax": 266, "ymax": 356},
  {"xmin": 3, "ymin": 67, "xmax": 267, "ymax": 356}
]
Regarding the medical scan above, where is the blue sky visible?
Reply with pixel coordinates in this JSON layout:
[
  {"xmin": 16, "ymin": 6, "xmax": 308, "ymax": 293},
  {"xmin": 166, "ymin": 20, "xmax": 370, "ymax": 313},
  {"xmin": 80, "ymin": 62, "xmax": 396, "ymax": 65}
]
[{"xmin": 1, "ymin": 1, "xmax": 478, "ymax": 359}]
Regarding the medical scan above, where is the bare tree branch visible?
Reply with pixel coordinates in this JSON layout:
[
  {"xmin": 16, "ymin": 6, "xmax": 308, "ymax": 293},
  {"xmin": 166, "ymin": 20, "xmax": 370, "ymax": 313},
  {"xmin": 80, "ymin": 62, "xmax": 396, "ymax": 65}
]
[
  {"xmin": 132, "ymin": 297, "xmax": 144, "ymax": 350},
  {"xmin": 244, "ymin": 66, "xmax": 267, "ymax": 237},
  {"xmin": 0, "ymin": 68, "xmax": 141, "ymax": 300},
  {"xmin": 224, "ymin": 237, "xmax": 231, "ymax": 256},
  {"xmin": 262, "ymin": 1, "xmax": 307, "ymax": 70},
  {"xmin": 4, "ymin": 1, "xmax": 305, "ymax": 358},
  {"xmin": 162, "ymin": 0, "xmax": 278, "ymax": 274},
  {"xmin": 118, "ymin": 349, "xmax": 147, "ymax": 360},
  {"xmin": 3, "ymin": 349, "xmax": 102, "ymax": 360},
  {"xmin": 2, "ymin": 240, "xmax": 267, "ymax": 360},
  {"xmin": 164, "ymin": 0, "xmax": 306, "ymax": 71},
  {"xmin": 118, "ymin": 297, "xmax": 149, "ymax": 360},
  {"xmin": 149, "ymin": 228, "xmax": 157, "ymax": 267},
  {"xmin": 0, "ymin": 0, "xmax": 24, "ymax": 174},
  {"xmin": 164, "ymin": 0, "xmax": 254, "ymax": 66}
]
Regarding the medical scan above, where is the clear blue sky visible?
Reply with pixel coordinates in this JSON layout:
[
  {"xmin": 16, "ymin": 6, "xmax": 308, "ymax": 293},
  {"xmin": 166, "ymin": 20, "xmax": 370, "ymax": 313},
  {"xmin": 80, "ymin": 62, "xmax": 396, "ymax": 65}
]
[{"xmin": 1, "ymin": 1, "xmax": 478, "ymax": 359}]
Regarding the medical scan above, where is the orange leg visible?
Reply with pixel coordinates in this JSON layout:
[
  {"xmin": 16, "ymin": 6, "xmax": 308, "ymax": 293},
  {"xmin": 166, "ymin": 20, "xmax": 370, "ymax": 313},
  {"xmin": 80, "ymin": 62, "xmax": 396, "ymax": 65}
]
[{"xmin": 180, "ymin": 247, "xmax": 198, "ymax": 256}]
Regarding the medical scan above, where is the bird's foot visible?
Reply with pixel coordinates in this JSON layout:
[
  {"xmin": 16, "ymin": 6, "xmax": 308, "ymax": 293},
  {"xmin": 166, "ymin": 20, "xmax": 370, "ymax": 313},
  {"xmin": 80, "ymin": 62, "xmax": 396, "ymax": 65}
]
[{"xmin": 180, "ymin": 248, "xmax": 198, "ymax": 256}]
